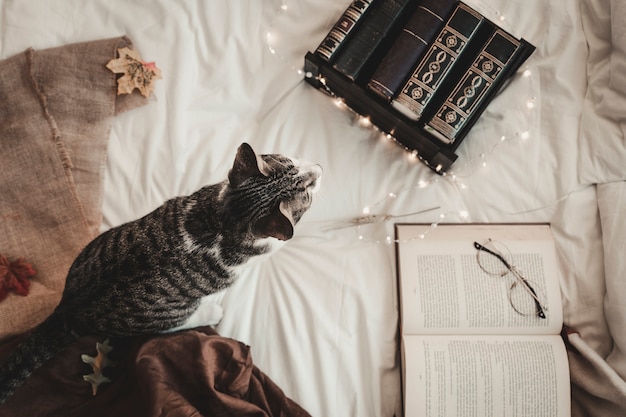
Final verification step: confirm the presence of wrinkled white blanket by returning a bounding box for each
[0,0,625,415]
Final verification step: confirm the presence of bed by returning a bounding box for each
[0,0,625,415]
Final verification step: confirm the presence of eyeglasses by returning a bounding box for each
[474,239,547,319]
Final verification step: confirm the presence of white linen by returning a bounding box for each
[1,0,624,415]
[579,0,626,183]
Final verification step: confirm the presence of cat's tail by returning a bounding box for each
[0,312,76,404]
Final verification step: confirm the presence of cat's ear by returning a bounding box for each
[254,201,294,241]
[228,143,270,187]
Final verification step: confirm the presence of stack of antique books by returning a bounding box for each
[304,0,534,172]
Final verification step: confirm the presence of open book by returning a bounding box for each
[394,223,570,417]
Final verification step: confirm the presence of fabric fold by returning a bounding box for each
[0,327,312,417]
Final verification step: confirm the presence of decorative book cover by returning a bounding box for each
[366,0,458,102]
[391,3,485,120]
[425,29,523,143]
[332,0,412,82]
[314,0,374,63]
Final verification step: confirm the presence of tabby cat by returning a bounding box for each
[0,142,322,403]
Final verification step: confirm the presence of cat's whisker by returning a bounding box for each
[309,185,329,205]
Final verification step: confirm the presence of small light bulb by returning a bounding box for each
[520,131,530,140]
[523,69,532,77]
[362,206,370,215]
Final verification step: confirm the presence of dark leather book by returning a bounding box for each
[315,0,375,63]
[425,29,525,143]
[392,3,485,120]
[366,0,458,102]
[332,0,412,82]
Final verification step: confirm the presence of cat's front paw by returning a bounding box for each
[169,298,224,332]
[197,301,224,326]
[185,299,223,328]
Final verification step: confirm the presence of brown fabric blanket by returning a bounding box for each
[0,36,147,338]
[0,327,312,417]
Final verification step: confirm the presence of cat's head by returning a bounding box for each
[227,143,321,241]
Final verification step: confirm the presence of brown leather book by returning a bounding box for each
[426,29,524,143]
[392,3,485,120]
[315,0,375,63]
[332,0,412,82]
[366,0,458,102]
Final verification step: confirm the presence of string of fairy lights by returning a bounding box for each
[262,0,574,245]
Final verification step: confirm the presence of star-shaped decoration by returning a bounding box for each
[81,339,116,396]
[106,47,162,98]
[0,255,36,302]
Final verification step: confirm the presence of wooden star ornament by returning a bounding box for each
[81,339,116,396]
[106,47,162,98]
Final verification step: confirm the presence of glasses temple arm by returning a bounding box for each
[511,270,547,319]
[473,241,512,269]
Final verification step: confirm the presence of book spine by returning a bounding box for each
[315,0,375,63]
[332,0,412,82]
[391,3,484,120]
[366,0,458,102]
[425,29,522,143]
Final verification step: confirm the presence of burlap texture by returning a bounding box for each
[0,36,149,339]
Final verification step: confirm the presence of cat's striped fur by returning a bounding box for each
[0,143,321,403]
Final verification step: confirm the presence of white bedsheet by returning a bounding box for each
[1,0,625,415]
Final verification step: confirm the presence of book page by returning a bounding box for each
[403,334,570,417]
[396,224,563,335]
